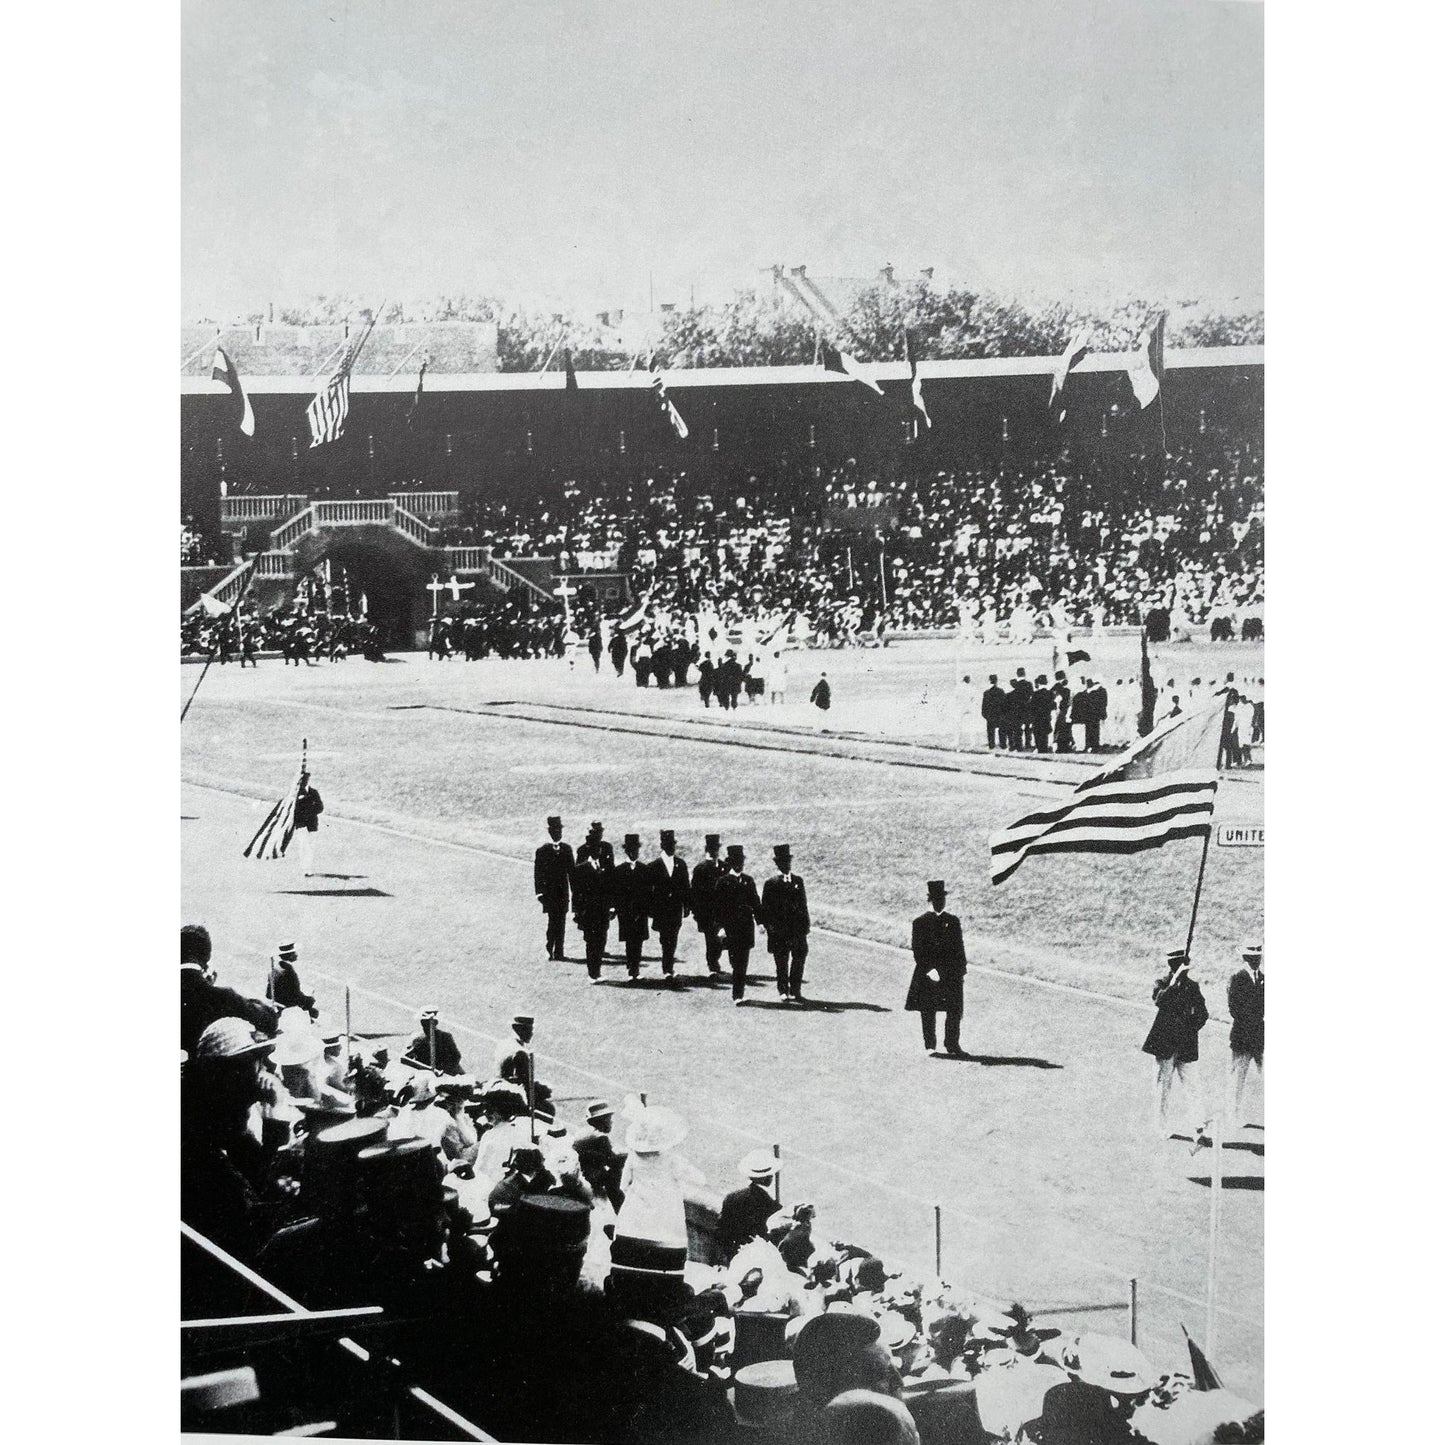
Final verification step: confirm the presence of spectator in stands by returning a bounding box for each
[718,1150,780,1259]
[265,939,316,1016]
[791,1310,905,1434]
[181,924,278,1053]
[407,1006,464,1074]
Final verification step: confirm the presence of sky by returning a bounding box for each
[181,0,1263,322]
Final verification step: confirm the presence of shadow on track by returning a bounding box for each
[932,1051,1063,1069]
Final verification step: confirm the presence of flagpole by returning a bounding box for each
[1205,1045,1227,1357]
[384,335,428,380]
[1183,700,1232,954]
[181,557,258,724]
[181,328,224,371]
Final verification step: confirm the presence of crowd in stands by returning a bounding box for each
[181,516,212,567]
[180,922,1262,1443]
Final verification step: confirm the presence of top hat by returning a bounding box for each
[705,833,721,848]
[623,833,641,849]
[726,844,746,863]
[772,843,792,861]
[512,1014,534,1030]
[546,814,562,829]
[926,879,947,900]
[588,820,604,833]
[659,829,676,845]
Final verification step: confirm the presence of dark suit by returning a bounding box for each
[265,958,315,1014]
[647,855,691,975]
[690,855,726,973]
[981,684,1007,749]
[572,1128,625,1210]
[760,872,811,998]
[181,966,279,1054]
[571,860,612,979]
[906,909,967,1052]
[611,859,652,977]
[406,1027,464,1075]
[1142,972,1209,1063]
[717,1181,777,1260]
[1029,686,1055,752]
[1052,682,1074,751]
[534,840,575,959]
[1227,966,1264,1064]
[1085,684,1108,751]
[716,869,763,1000]
[294,787,324,832]
[1005,681,1031,750]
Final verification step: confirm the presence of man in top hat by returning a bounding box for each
[408,1007,464,1075]
[718,1149,780,1259]
[1227,944,1265,1126]
[760,843,811,1002]
[533,815,574,960]
[689,833,727,977]
[906,881,968,1056]
[612,833,652,980]
[575,819,615,873]
[265,939,317,1017]
[647,829,691,979]
[1141,950,1210,1138]
[1051,671,1074,752]
[572,1100,625,1209]
[293,769,324,877]
[571,843,614,982]
[488,1144,557,1217]
[716,844,764,1005]
[981,674,1006,750]
[1029,675,1055,753]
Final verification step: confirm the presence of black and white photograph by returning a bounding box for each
[170,2,1277,1439]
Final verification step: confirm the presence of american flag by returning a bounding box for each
[649,363,689,439]
[306,364,351,447]
[989,694,1227,886]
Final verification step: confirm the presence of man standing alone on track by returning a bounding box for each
[1142,949,1209,1138]
[293,770,324,878]
[717,844,764,1006]
[761,844,811,1003]
[906,880,967,1056]
[534,815,574,960]
[647,829,690,981]
[690,834,726,979]
[1228,944,1265,1125]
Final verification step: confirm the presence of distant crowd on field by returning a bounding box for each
[182,600,388,665]
[425,589,566,660]
[435,426,1262,647]
[181,922,1263,1444]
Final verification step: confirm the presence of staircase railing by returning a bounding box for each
[270,505,317,550]
[314,499,394,526]
[220,493,309,526]
[387,489,458,519]
[205,557,257,607]
[391,504,439,548]
[255,551,294,578]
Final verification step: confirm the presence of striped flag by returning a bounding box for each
[1127,314,1167,409]
[649,362,689,439]
[821,342,885,396]
[306,363,351,447]
[211,347,255,437]
[405,359,427,429]
[1049,329,1091,418]
[989,694,1227,885]
[903,329,931,427]
[243,766,305,861]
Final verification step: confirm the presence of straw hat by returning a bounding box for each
[1059,1333,1158,1395]
[624,1105,688,1155]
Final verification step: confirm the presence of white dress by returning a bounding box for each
[614,1149,705,1248]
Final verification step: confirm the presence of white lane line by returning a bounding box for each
[183,776,1145,1013]
[191,785,1261,1328]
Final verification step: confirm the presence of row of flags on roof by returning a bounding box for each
[203,311,1166,448]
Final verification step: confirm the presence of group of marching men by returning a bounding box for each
[534,818,812,1004]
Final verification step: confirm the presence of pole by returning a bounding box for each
[934,1204,942,1278]
[1129,1277,1139,1345]
[772,1143,781,1206]
[878,537,888,611]
[1184,700,1232,954]
[344,984,352,1071]
[1205,1052,1226,1356]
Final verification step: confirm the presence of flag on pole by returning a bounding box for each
[821,342,885,395]
[244,765,305,861]
[307,362,352,447]
[988,693,1226,885]
[1049,329,1091,418]
[1181,1326,1225,1392]
[616,598,651,633]
[903,329,931,427]
[649,363,689,438]
[1127,314,1167,409]
[211,348,255,437]
[405,359,427,429]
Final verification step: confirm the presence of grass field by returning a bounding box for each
[181,634,1265,1399]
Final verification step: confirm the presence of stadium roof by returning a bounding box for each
[180,345,1262,396]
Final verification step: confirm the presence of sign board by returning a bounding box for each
[1215,825,1264,848]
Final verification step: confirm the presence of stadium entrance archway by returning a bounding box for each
[311,530,432,649]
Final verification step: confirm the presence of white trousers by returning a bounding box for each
[1153,1055,1199,1136]
[1229,1049,1263,1126]
[295,828,316,877]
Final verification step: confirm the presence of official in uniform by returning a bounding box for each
[717,1150,779,1260]
[906,880,967,1056]
[572,851,613,983]
[407,1007,464,1075]
[716,844,764,1005]
[613,834,652,981]
[1227,944,1264,1125]
[493,1014,537,1099]
[533,816,575,960]
[760,844,811,1002]
[266,940,316,1017]
[1141,949,1210,1138]
[690,834,726,977]
[293,770,324,877]
[647,829,691,979]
